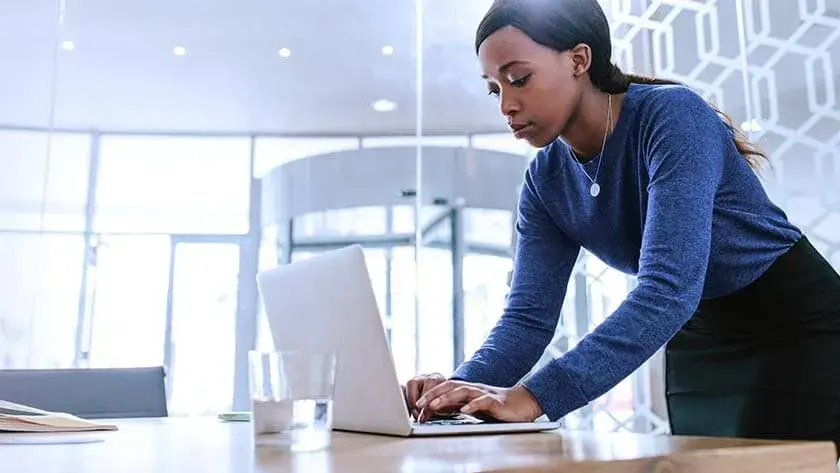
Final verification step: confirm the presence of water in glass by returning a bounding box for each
[252,398,333,451]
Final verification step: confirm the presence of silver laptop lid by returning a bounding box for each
[256,245,412,436]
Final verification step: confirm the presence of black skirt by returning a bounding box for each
[665,235,840,456]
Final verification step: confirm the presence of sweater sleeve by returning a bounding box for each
[522,87,727,420]
[451,162,581,387]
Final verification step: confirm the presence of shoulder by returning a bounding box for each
[631,82,708,109]
[630,83,726,131]
[626,83,732,156]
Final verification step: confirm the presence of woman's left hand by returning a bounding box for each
[415,380,543,423]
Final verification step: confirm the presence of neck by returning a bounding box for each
[562,88,618,163]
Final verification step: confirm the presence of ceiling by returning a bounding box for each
[0,0,831,135]
[0,0,502,135]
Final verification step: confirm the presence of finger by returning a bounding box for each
[407,375,445,419]
[417,380,461,409]
[417,402,461,423]
[417,386,483,423]
[415,378,445,421]
[428,386,483,412]
[419,377,446,407]
[422,376,444,394]
[418,406,432,423]
[405,379,423,418]
[460,394,500,417]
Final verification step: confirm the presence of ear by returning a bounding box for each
[569,43,592,77]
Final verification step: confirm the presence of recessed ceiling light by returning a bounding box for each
[173,46,187,56]
[381,45,394,56]
[372,99,397,112]
[61,40,75,51]
[278,47,292,58]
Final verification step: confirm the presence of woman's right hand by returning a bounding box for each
[403,373,447,420]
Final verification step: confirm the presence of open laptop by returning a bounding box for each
[256,244,559,437]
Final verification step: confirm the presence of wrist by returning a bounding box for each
[511,384,543,420]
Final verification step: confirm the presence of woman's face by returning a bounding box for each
[478,26,587,148]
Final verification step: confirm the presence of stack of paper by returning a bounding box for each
[0,400,117,433]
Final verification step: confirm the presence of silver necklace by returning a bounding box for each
[576,94,612,197]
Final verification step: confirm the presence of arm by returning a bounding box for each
[522,87,727,420]
[452,163,581,388]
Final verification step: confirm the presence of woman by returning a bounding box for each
[405,0,840,451]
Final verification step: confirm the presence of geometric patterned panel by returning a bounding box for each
[552,0,840,435]
[741,0,840,268]
[610,0,840,268]
[609,0,750,115]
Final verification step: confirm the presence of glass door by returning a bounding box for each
[166,238,240,416]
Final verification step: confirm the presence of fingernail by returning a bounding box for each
[460,406,470,413]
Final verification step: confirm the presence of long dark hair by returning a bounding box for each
[475,0,768,171]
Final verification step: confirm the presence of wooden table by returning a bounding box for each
[1,417,836,472]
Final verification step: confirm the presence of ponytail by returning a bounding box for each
[597,64,769,172]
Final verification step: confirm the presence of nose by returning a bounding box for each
[499,91,521,121]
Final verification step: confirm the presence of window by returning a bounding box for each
[294,207,387,238]
[253,137,359,178]
[87,235,171,368]
[0,233,84,369]
[0,131,90,231]
[168,242,239,416]
[391,205,451,234]
[471,133,536,158]
[256,225,280,353]
[465,209,513,248]
[462,254,512,360]
[95,136,251,234]
[391,247,453,379]
[361,135,469,148]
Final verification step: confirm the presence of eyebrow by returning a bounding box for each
[481,60,529,79]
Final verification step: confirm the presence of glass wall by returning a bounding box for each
[0,0,425,416]
[0,131,90,370]
[2,0,838,432]
[256,136,533,381]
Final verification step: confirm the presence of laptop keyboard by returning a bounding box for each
[418,417,479,426]
[412,414,485,426]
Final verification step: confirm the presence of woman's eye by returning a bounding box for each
[510,74,531,87]
[487,89,500,97]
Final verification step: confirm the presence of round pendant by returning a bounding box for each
[590,183,601,197]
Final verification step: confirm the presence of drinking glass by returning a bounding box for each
[249,350,337,451]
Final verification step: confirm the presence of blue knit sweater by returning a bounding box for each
[451,83,802,421]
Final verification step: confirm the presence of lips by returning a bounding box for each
[509,122,536,139]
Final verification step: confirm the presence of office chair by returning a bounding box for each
[0,366,168,419]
